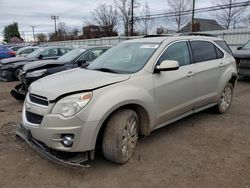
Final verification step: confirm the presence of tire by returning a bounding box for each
[214,83,234,114]
[14,67,22,80]
[102,109,139,164]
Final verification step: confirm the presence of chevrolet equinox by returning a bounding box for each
[17,36,238,166]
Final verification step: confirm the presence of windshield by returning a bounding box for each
[27,48,44,58]
[242,41,250,49]
[58,48,85,62]
[87,43,159,74]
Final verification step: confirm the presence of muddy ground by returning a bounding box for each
[0,80,250,188]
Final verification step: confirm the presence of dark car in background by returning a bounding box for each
[16,46,40,57]
[0,46,73,81]
[234,40,250,77]
[0,45,16,59]
[11,46,110,100]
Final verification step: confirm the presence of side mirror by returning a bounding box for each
[38,54,43,59]
[77,59,87,67]
[237,46,243,50]
[155,60,179,73]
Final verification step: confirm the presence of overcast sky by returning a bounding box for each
[0,0,247,41]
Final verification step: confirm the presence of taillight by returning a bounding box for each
[8,51,16,56]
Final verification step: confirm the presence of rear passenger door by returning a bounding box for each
[190,40,225,109]
[153,41,196,125]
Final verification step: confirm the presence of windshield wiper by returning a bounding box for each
[91,68,118,74]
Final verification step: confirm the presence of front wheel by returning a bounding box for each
[102,109,139,164]
[215,83,234,114]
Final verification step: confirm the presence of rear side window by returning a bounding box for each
[190,41,217,63]
[215,46,224,59]
[158,42,190,66]
[215,41,233,56]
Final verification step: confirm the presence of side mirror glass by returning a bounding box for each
[155,60,179,73]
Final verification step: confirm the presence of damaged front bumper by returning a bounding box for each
[0,70,14,81]
[10,83,27,101]
[16,123,91,167]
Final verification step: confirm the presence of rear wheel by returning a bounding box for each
[102,109,139,164]
[215,83,233,114]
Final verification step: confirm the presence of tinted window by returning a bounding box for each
[215,41,233,56]
[22,48,34,54]
[41,49,58,57]
[79,49,107,62]
[158,42,190,66]
[60,48,71,55]
[215,46,224,59]
[191,41,217,63]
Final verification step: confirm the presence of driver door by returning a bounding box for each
[153,41,196,126]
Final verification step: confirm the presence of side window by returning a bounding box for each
[158,42,190,66]
[214,41,233,56]
[190,41,217,63]
[41,49,57,57]
[215,46,224,59]
[22,48,33,54]
[79,49,106,62]
[60,48,71,55]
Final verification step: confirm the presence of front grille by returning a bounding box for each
[26,111,43,124]
[29,93,49,106]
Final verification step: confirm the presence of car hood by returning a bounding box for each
[29,68,130,101]
[0,56,36,64]
[23,59,65,72]
[233,49,250,59]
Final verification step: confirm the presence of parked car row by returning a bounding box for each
[11,46,110,100]
[0,46,73,81]
[7,35,237,167]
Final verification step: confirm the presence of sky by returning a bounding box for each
[0,0,247,42]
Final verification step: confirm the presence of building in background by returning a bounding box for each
[179,18,224,32]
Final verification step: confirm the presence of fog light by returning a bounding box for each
[61,134,74,147]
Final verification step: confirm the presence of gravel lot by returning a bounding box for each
[0,80,250,188]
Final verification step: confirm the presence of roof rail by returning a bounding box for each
[179,32,217,37]
[143,34,174,38]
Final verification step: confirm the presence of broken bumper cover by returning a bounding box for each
[10,83,27,101]
[16,123,90,167]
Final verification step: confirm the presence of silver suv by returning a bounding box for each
[17,36,237,166]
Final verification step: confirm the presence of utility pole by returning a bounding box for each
[191,0,196,32]
[51,15,59,40]
[30,26,36,42]
[131,0,134,36]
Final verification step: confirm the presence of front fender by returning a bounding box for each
[76,75,155,149]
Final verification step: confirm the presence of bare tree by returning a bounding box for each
[93,4,118,37]
[166,0,192,31]
[214,0,246,29]
[139,2,153,35]
[36,33,47,42]
[116,0,140,36]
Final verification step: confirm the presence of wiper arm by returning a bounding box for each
[91,68,118,73]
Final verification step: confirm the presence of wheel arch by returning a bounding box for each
[95,103,151,151]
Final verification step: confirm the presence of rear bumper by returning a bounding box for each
[238,67,250,76]
[0,70,14,81]
[16,123,90,167]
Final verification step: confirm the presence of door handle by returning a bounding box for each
[187,71,194,77]
[219,63,225,68]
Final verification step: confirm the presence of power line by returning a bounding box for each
[136,0,250,20]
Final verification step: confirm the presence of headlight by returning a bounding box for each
[26,69,47,77]
[51,92,92,117]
